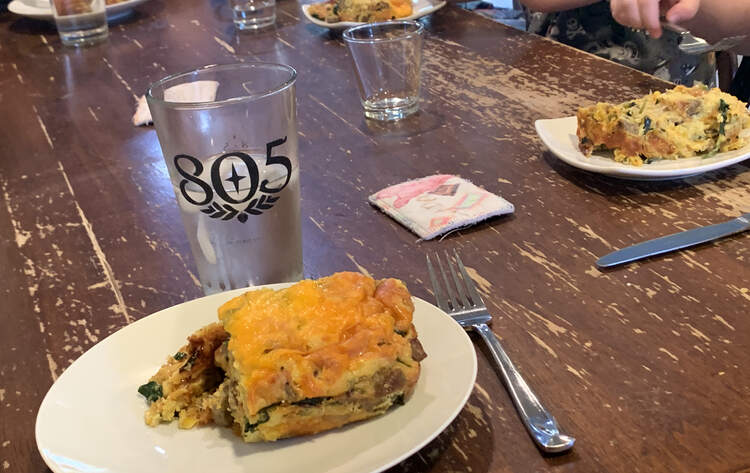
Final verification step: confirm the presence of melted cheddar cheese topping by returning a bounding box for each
[218,272,415,415]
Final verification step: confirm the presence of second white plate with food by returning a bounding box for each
[36,284,477,473]
[8,0,149,21]
[301,0,446,30]
[536,116,750,180]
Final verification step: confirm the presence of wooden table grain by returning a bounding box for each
[1,0,749,471]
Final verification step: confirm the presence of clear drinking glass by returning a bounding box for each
[230,0,276,30]
[343,20,424,121]
[147,63,302,295]
[49,0,108,46]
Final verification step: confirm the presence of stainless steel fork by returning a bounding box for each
[661,21,746,55]
[426,250,575,453]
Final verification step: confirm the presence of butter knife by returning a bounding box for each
[597,213,750,268]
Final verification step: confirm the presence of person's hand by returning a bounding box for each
[610,0,700,38]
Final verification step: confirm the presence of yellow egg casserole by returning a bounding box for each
[139,272,426,442]
[576,85,750,166]
[307,0,412,23]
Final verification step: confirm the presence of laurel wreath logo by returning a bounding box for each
[201,194,280,223]
[177,138,290,224]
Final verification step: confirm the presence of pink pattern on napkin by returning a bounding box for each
[369,175,514,240]
[373,174,452,209]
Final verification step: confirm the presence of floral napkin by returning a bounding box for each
[369,175,514,240]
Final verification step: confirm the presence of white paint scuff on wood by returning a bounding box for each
[57,161,133,324]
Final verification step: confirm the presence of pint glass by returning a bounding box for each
[147,63,302,295]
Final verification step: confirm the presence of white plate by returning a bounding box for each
[35,284,477,473]
[535,116,750,180]
[301,0,446,30]
[8,0,149,21]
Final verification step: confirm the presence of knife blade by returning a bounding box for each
[596,213,750,268]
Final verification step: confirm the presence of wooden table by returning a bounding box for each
[1,0,749,471]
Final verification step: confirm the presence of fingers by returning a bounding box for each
[666,0,700,24]
[611,0,662,38]
[610,0,701,37]
[611,0,642,29]
[638,0,662,38]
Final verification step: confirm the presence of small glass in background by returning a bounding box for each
[343,20,425,121]
[50,0,108,46]
[230,0,276,30]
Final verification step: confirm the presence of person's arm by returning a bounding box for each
[679,0,750,53]
[517,0,599,13]
[610,0,750,54]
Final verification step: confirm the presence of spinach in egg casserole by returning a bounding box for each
[576,85,750,166]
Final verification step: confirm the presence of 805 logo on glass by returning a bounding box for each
[174,138,292,223]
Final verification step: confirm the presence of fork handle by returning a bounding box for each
[474,323,575,453]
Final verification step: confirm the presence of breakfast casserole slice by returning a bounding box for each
[138,272,426,442]
[576,84,750,166]
[209,271,426,442]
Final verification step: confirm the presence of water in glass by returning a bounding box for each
[51,0,108,46]
[175,150,302,294]
[232,0,276,30]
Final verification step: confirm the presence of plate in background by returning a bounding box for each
[301,0,446,30]
[536,116,750,180]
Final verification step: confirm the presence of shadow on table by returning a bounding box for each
[470,334,581,464]
[391,380,578,472]
[387,391,494,472]
[109,5,165,25]
[6,15,56,35]
[423,213,515,242]
[363,108,446,139]
[542,150,750,199]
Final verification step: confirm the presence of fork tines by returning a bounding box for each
[426,250,485,314]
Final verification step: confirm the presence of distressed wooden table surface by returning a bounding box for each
[1,0,749,471]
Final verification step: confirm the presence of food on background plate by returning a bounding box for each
[60,0,127,8]
[138,272,427,442]
[52,0,125,14]
[307,0,412,23]
[576,84,750,166]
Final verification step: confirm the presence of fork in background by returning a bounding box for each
[426,250,575,453]
[661,21,746,55]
